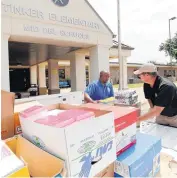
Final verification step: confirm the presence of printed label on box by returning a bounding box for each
[68,126,114,161]
[16,126,22,134]
[116,123,136,154]
[67,125,116,177]
[72,139,114,177]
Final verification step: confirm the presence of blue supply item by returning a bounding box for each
[114,133,161,177]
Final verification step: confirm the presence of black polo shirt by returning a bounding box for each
[144,75,177,117]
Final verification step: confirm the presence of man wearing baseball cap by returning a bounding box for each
[134,63,177,127]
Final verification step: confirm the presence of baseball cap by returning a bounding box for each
[133,63,157,75]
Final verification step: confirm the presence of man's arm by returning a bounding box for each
[84,92,96,103]
[148,99,153,108]
[138,105,164,122]
[109,84,114,97]
[84,83,97,103]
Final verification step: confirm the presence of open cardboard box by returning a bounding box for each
[19,103,116,177]
[0,139,30,178]
[5,135,66,177]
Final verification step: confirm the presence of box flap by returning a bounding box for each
[5,137,17,154]
[105,106,139,118]
[46,103,80,111]
[15,136,65,177]
[81,103,111,110]
[1,90,15,139]
[81,103,139,118]
[79,107,111,117]
[14,101,41,113]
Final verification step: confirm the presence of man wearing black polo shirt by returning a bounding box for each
[134,63,177,127]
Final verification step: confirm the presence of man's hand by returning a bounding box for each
[91,100,99,104]
[138,105,164,123]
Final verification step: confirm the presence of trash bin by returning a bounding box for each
[129,78,134,84]
[15,92,22,99]
[28,84,39,96]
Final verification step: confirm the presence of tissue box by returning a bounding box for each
[20,104,116,177]
[114,133,161,177]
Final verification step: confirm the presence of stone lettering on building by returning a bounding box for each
[23,24,89,40]
[2,3,100,30]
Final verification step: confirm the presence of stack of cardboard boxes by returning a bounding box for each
[1,90,162,177]
[80,103,162,177]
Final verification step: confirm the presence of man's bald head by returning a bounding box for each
[99,70,110,84]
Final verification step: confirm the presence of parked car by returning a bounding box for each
[59,81,70,88]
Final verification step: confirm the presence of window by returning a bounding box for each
[164,70,167,77]
[164,70,175,77]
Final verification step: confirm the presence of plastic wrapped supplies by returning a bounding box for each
[115,90,138,105]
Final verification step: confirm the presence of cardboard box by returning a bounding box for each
[14,101,41,135]
[18,91,84,106]
[5,135,66,177]
[81,103,111,110]
[1,90,41,139]
[1,90,15,140]
[140,121,177,151]
[94,163,114,177]
[0,140,30,177]
[19,105,116,177]
[81,104,138,155]
[114,133,162,177]
[114,101,141,117]
[106,106,138,155]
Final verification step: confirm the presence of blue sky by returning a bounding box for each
[88,0,177,64]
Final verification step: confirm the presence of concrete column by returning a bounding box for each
[48,59,60,94]
[89,45,110,82]
[38,63,47,95]
[70,52,86,91]
[30,65,37,85]
[1,34,10,91]
[122,57,128,89]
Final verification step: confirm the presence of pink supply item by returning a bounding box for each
[35,109,95,128]
[20,105,47,120]
[35,115,75,127]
